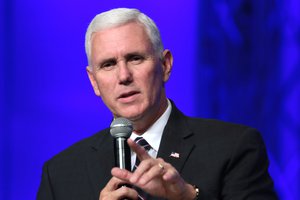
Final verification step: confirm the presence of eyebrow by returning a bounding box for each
[124,52,148,60]
[98,57,117,66]
[97,51,149,66]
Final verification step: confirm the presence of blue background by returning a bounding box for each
[0,0,299,199]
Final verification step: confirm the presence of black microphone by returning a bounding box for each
[110,117,132,171]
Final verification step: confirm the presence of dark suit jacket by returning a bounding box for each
[37,104,278,200]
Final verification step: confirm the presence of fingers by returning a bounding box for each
[111,167,132,181]
[101,186,139,200]
[104,176,125,191]
[162,166,179,182]
[113,186,139,200]
[127,139,187,198]
[128,139,151,161]
[135,161,166,185]
[130,158,167,185]
[109,155,187,200]
[100,176,139,200]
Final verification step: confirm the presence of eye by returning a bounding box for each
[128,55,145,65]
[99,60,117,71]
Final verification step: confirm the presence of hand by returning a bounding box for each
[99,176,139,200]
[111,139,196,200]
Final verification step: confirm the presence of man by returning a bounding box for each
[37,8,278,200]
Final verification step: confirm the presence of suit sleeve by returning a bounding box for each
[221,128,278,200]
[36,162,55,200]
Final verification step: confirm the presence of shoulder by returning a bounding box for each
[187,117,257,135]
[186,116,263,144]
[45,128,111,166]
[169,102,263,145]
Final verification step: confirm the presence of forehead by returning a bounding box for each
[90,22,153,61]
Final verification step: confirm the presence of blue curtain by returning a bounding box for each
[0,0,299,199]
[197,0,300,199]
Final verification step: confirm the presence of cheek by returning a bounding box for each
[142,68,164,95]
[152,66,164,86]
[95,74,115,95]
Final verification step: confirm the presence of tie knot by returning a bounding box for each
[134,137,151,151]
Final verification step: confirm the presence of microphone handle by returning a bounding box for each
[114,137,133,200]
[114,137,131,171]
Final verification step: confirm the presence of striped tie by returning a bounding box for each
[133,137,151,171]
[133,137,151,200]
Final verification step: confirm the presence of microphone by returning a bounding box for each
[110,118,143,200]
[110,117,133,171]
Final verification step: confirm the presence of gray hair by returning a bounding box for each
[85,8,164,65]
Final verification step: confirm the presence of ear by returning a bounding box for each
[86,66,101,97]
[161,49,173,82]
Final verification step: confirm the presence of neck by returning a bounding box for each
[133,98,168,135]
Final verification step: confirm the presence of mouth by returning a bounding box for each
[118,91,140,100]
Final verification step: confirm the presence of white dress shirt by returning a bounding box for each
[130,99,172,170]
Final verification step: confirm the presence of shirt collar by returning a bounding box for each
[130,99,172,152]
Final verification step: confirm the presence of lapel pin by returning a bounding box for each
[170,152,180,158]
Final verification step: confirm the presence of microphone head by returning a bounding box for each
[110,117,133,138]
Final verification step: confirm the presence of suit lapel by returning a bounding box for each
[85,129,115,199]
[157,104,195,173]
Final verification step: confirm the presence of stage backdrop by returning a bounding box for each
[0,0,299,199]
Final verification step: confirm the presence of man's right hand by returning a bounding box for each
[99,177,139,200]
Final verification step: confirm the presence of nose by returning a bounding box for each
[117,61,133,85]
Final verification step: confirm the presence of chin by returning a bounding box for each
[119,110,145,122]
[114,102,151,121]
[117,104,144,117]
[122,113,142,121]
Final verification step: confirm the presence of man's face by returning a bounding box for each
[87,22,172,123]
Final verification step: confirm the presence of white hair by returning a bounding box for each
[85,8,164,65]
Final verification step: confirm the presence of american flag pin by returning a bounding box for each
[170,152,180,158]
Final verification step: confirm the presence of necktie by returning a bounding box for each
[133,137,152,200]
[133,137,152,171]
